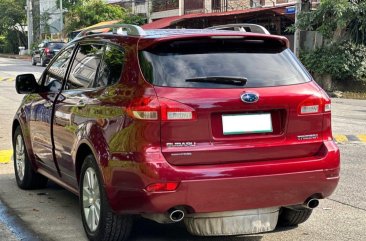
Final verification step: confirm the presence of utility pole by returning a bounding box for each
[60,0,63,40]
[26,0,33,53]
[293,0,301,57]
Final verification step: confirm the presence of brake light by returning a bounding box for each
[298,94,331,115]
[145,182,180,192]
[159,98,196,121]
[127,96,196,121]
[127,97,159,120]
[44,48,50,54]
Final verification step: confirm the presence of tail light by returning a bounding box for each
[298,93,331,115]
[127,96,196,121]
[44,48,50,55]
[145,182,180,192]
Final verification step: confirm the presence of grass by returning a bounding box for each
[341,91,366,100]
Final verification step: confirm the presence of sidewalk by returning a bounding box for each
[0,54,31,61]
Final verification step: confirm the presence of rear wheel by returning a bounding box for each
[13,126,48,189]
[278,207,313,226]
[31,56,36,66]
[40,57,46,67]
[80,155,133,241]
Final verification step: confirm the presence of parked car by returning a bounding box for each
[31,41,65,67]
[13,24,340,241]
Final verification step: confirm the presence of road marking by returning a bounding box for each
[334,134,348,143]
[357,134,366,143]
[334,134,366,144]
[0,150,12,163]
[0,77,15,82]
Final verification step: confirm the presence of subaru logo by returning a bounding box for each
[241,92,259,103]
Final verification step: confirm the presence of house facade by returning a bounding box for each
[110,0,320,22]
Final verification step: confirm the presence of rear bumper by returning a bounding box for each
[104,140,340,214]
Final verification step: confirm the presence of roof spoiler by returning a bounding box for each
[75,24,146,39]
[206,24,270,35]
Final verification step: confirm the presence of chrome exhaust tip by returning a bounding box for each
[169,209,185,222]
[305,198,320,209]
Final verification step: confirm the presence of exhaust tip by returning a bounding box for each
[306,198,319,209]
[169,209,185,222]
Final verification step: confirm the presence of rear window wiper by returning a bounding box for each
[185,76,247,86]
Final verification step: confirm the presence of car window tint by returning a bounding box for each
[49,42,65,49]
[66,44,103,90]
[43,46,74,92]
[95,44,125,87]
[139,39,311,88]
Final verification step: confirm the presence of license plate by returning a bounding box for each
[222,113,273,135]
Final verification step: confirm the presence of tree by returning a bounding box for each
[0,0,27,53]
[296,0,366,44]
[64,0,126,33]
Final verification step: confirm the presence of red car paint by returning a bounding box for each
[13,29,339,217]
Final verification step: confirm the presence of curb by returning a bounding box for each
[333,134,366,144]
[0,54,31,60]
[0,150,12,163]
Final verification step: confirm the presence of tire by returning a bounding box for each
[40,57,46,67]
[31,56,36,66]
[278,207,313,227]
[80,155,133,241]
[13,126,48,189]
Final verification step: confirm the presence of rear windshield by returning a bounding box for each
[48,42,65,49]
[139,38,311,88]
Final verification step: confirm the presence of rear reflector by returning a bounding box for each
[167,112,193,120]
[301,105,319,114]
[324,103,331,112]
[146,182,180,192]
[132,111,158,120]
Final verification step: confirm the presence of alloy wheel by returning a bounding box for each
[82,167,101,232]
[15,134,25,181]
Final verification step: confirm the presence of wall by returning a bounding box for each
[227,0,251,10]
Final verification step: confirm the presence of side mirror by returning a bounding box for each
[15,74,39,94]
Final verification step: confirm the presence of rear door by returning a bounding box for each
[29,45,74,173]
[53,43,126,186]
[139,37,328,166]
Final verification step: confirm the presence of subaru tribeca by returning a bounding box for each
[13,24,340,241]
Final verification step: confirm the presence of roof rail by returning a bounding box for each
[206,24,270,35]
[76,24,146,38]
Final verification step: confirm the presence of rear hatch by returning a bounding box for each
[138,36,331,166]
[48,42,65,55]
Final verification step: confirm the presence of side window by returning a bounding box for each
[95,44,125,88]
[43,46,74,92]
[66,44,104,90]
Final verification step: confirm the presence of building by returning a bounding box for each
[109,0,320,26]
[39,0,62,36]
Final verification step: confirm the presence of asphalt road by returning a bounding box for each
[0,57,365,241]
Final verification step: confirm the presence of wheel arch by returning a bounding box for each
[12,119,20,139]
[74,141,107,185]
[12,118,38,171]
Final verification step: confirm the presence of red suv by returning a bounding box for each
[13,24,340,241]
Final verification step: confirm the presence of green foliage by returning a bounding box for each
[300,41,366,81]
[0,0,27,53]
[121,13,147,26]
[296,0,366,44]
[64,0,126,33]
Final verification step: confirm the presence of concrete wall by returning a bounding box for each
[150,9,180,20]
[227,0,251,10]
